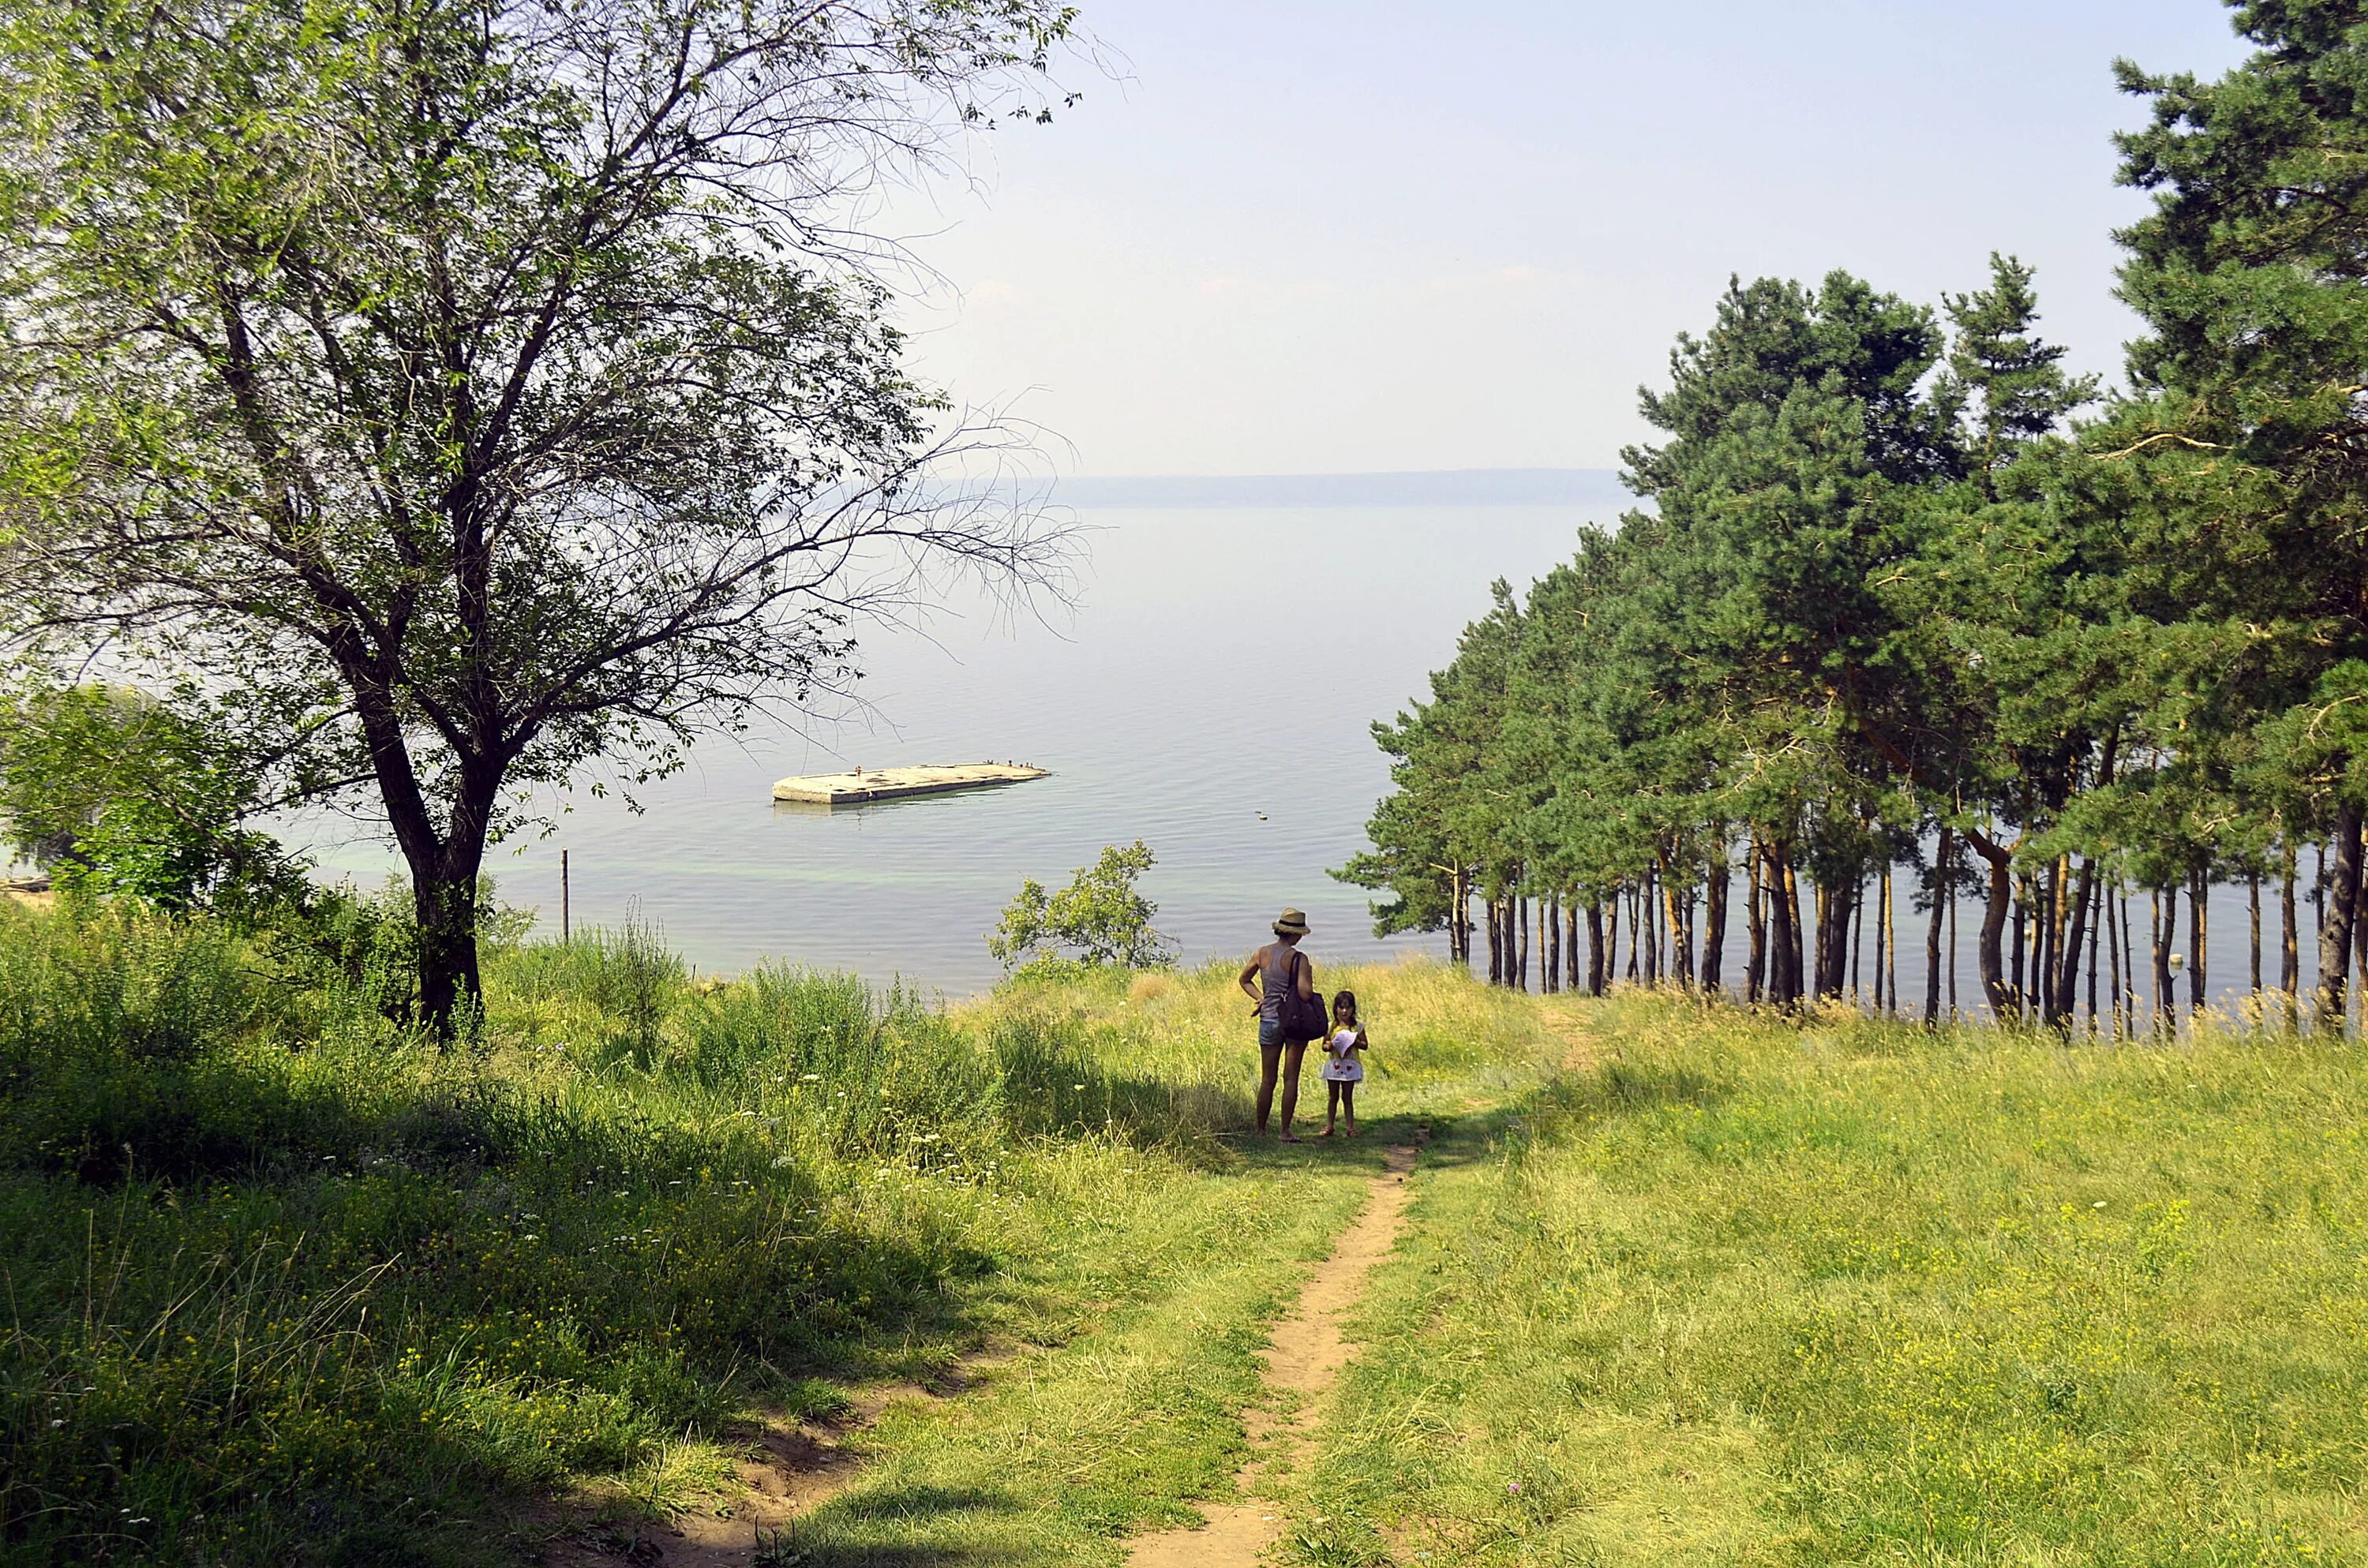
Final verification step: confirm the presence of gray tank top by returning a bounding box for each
[1259,944,1302,1024]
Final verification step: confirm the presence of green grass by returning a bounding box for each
[21,898,2362,1568]
[1288,994,2368,1567]
[0,900,1559,1566]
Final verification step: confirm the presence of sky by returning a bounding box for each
[881,0,2254,478]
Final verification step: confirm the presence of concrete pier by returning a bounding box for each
[770,762,1048,806]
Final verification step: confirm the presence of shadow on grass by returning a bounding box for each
[762,1486,1032,1566]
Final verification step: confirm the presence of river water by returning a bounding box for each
[304,503,1614,997]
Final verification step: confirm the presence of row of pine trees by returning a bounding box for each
[1343,5,2368,1036]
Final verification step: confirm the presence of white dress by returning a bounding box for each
[1321,1027,1364,1083]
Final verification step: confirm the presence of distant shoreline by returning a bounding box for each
[1048,468,1632,510]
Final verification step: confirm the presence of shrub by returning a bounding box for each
[987,840,1176,971]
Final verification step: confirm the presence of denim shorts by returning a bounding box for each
[1257,1016,1284,1050]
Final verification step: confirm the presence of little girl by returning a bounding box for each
[1317,990,1368,1138]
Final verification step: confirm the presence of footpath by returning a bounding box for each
[1125,1136,1426,1566]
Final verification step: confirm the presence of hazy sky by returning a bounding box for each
[883,0,2254,478]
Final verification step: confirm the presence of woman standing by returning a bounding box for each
[1237,907,1319,1141]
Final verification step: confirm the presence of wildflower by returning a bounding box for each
[1508,1481,1522,1494]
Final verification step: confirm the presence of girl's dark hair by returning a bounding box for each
[1332,990,1358,1019]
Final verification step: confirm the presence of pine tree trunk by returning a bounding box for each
[2282,840,2300,1030]
[2318,806,2363,1032]
[1766,841,1799,1009]
[1975,844,2014,1022]
[2250,870,2261,1002]
[1924,825,1951,1026]
[1702,846,1729,994]
[1587,900,1605,995]
[1881,865,1896,1014]
[2189,870,2208,1021]
[2107,878,2124,1038]
[1607,886,1623,986]
[2085,874,2100,1035]
[2153,885,2176,1038]
[1660,852,1692,990]
[1746,839,1767,1005]
[2120,886,2139,1038]
[1516,891,1531,992]
[1546,893,1561,993]
[1849,877,1864,1002]
[2010,876,2029,1023]
[1566,899,1580,995]
[1487,897,1503,986]
[1648,866,1667,990]
[2051,858,2096,1027]
[1626,885,1641,983]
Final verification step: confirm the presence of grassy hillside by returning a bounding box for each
[0,901,1561,1566]
[8,898,2366,1566]
[1291,998,2368,1567]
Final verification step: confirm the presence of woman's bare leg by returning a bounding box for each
[1277,1043,1306,1141]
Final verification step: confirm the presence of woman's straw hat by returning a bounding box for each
[1272,908,1311,936]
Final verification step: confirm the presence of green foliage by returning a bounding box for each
[0,0,1081,1031]
[988,840,1177,971]
[0,683,298,911]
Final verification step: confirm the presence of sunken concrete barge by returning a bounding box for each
[770,762,1048,806]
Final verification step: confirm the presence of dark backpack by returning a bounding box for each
[1276,949,1328,1044]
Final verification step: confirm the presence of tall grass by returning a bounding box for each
[0,904,1231,1564]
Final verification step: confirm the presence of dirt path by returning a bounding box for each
[1125,1136,1426,1568]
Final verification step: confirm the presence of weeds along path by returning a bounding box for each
[544,1355,1011,1568]
[1125,1136,1426,1568]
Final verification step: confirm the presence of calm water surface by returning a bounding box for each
[305,507,1607,997]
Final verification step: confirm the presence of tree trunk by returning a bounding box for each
[1516,891,1531,992]
[1587,900,1605,996]
[1660,852,1692,990]
[1566,899,1580,996]
[1815,875,1853,1001]
[2052,857,2097,1027]
[1783,853,1808,1005]
[1882,865,1897,1012]
[1702,845,1729,994]
[1849,876,1864,1001]
[2282,840,2300,1030]
[1487,897,1504,986]
[1973,842,2014,1021]
[1546,893,1561,994]
[2153,885,2175,1038]
[2119,885,2138,1038]
[1925,825,1951,1026]
[1746,839,1767,1005]
[2318,806,2363,1032]
[1607,886,1623,986]
[2085,873,2100,1035]
[2108,878,2123,1039]
[2190,870,2208,1021]
[1626,885,1641,983]
[2010,876,2029,1022]
[1766,840,1799,1009]
[2247,869,2261,1005]
[1643,868,1659,985]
